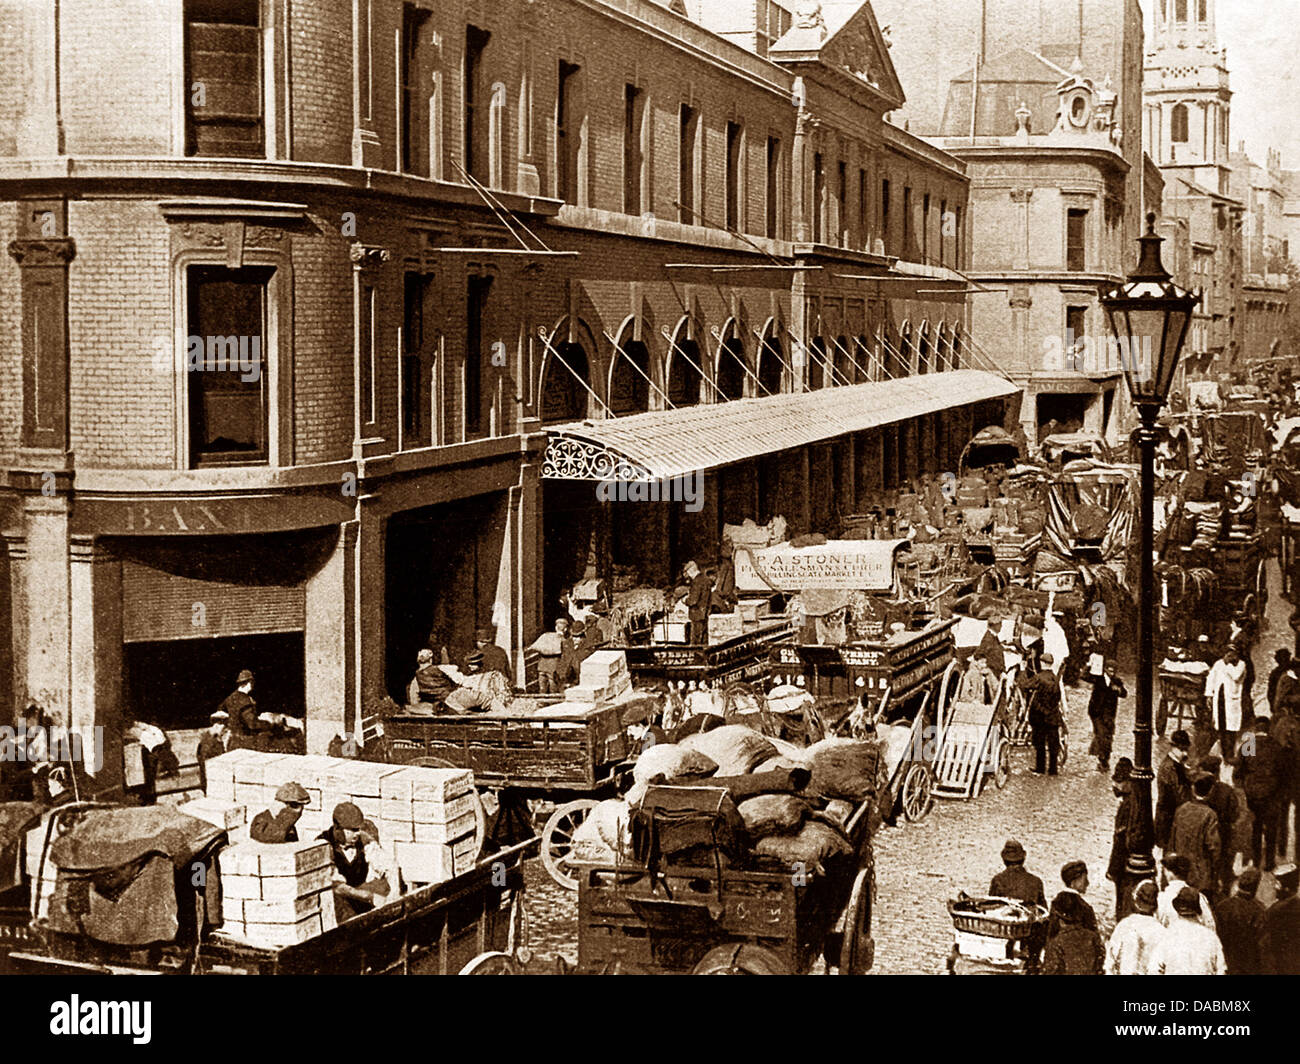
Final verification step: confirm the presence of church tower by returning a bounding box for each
[1143,0,1232,192]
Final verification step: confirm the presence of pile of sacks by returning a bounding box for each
[571,718,887,875]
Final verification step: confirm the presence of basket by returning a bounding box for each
[947,896,1046,940]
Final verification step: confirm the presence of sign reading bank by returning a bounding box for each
[734,539,910,592]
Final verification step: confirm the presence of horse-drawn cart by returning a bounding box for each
[769,619,959,823]
[381,692,661,890]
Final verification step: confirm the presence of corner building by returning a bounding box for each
[0,0,1014,785]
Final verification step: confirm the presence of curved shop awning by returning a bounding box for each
[542,369,1019,480]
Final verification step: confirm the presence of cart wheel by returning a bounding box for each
[691,943,789,975]
[459,951,521,975]
[412,757,488,865]
[540,798,599,890]
[838,867,875,975]
[900,763,933,822]
[993,744,1010,790]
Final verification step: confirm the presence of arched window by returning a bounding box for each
[1174,0,1188,22]
[1171,103,1189,143]
[833,335,852,385]
[936,323,950,371]
[854,336,870,383]
[666,326,702,407]
[540,339,590,424]
[808,337,828,390]
[758,327,784,394]
[897,321,913,378]
[918,323,932,375]
[716,323,748,401]
[609,331,651,414]
[951,325,963,370]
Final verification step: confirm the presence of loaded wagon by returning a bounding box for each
[769,618,959,823]
[7,800,536,976]
[379,690,661,890]
[572,794,876,975]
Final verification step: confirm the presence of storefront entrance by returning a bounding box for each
[124,632,305,730]
[385,493,508,701]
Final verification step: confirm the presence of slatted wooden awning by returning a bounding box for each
[542,369,1018,480]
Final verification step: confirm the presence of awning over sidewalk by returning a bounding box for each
[542,369,1018,480]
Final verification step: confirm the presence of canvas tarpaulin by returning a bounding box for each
[46,805,225,946]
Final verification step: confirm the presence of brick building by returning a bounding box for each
[0,0,1013,786]
[872,0,1149,448]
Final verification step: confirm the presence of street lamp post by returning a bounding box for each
[1101,212,1199,916]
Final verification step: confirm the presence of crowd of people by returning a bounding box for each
[987,840,1299,974]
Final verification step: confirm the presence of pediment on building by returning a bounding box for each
[772,2,905,108]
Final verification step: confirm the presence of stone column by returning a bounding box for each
[305,522,355,754]
[69,536,123,790]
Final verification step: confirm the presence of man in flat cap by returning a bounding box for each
[1028,652,1064,776]
[1041,892,1104,975]
[1213,868,1266,975]
[221,668,274,751]
[1085,657,1126,773]
[1261,863,1300,975]
[1107,758,1149,920]
[990,839,1047,969]
[195,709,230,792]
[1048,860,1097,943]
[1169,772,1223,897]
[249,781,310,843]
[1104,880,1164,975]
[990,839,1046,907]
[1199,754,1240,889]
[467,626,511,679]
[319,801,393,922]
[1149,887,1226,974]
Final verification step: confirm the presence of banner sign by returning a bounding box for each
[735,539,909,592]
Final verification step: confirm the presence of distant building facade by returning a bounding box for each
[872,0,1148,448]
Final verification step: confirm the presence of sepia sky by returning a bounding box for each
[1145,0,1300,168]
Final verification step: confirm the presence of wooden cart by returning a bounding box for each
[382,694,660,890]
[621,620,793,687]
[571,795,877,975]
[768,619,959,823]
[932,682,1011,800]
[8,803,538,976]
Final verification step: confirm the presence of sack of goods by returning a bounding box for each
[218,839,336,947]
[623,716,881,877]
[203,750,479,889]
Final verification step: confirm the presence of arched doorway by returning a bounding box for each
[540,340,591,424]
[758,323,784,395]
[808,336,828,390]
[896,321,913,378]
[833,335,852,385]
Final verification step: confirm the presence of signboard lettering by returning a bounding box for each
[735,539,908,592]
